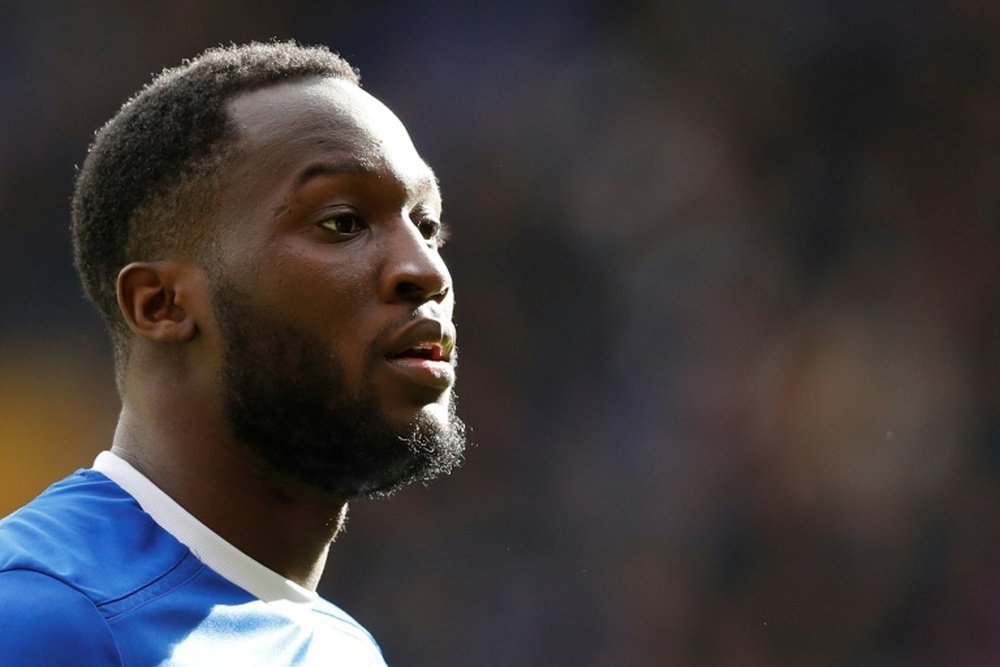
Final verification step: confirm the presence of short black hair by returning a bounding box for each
[71,41,360,372]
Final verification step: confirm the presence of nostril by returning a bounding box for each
[430,285,449,302]
[382,242,451,304]
[394,281,423,299]
[394,281,449,303]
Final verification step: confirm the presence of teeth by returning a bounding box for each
[398,343,443,360]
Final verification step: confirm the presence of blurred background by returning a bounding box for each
[2,1,999,664]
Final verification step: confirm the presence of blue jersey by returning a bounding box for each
[0,469,387,666]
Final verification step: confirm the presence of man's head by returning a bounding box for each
[71,42,466,499]
[72,42,359,367]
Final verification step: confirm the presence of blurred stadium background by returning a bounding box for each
[2,1,998,664]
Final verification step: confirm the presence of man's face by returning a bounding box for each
[206,77,465,498]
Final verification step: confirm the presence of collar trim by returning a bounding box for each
[93,450,317,606]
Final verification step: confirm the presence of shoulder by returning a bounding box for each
[0,569,123,665]
[0,469,191,602]
[310,597,387,663]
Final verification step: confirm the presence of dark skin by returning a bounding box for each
[111,77,454,590]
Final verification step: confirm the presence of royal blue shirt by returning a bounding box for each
[0,468,387,665]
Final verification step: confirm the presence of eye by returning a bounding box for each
[416,218,449,245]
[319,213,366,236]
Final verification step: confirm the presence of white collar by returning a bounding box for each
[93,451,318,607]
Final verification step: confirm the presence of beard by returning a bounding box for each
[211,278,466,500]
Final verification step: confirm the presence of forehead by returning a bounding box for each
[225,77,439,205]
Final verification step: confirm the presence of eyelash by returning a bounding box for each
[318,213,450,246]
[417,218,450,246]
[319,214,366,236]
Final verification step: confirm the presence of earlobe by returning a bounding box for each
[117,262,199,343]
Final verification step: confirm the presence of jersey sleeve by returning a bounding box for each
[0,569,123,666]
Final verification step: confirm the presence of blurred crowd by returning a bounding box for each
[2,1,998,665]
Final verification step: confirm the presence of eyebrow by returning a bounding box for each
[292,159,441,203]
[294,159,376,188]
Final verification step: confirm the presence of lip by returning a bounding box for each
[382,318,456,391]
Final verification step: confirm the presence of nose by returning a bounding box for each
[379,219,452,306]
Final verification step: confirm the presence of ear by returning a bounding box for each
[117,261,201,343]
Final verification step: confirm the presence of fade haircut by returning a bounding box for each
[71,41,360,376]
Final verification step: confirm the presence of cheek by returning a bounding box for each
[232,233,384,375]
[274,258,377,364]
[303,272,370,335]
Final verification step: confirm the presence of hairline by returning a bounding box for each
[84,54,361,385]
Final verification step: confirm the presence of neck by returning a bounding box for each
[112,401,347,590]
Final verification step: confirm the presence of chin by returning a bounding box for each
[419,399,452,424]
[381,392,452,428]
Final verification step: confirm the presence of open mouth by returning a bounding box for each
[382,318,456,391]
[385,341,454,391]
[391,343,447,362]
